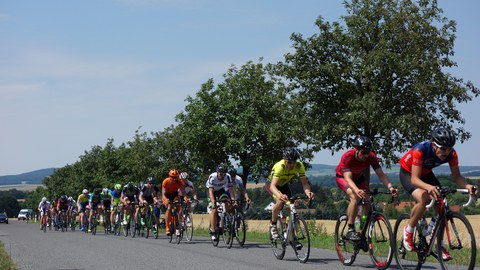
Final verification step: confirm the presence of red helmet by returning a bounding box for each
[169,169,180,178]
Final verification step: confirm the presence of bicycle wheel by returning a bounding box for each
[175,212,183,244]
[145,214,151,239]
[235,213,246,247]
[335,214,357,266]
[122,214,129,237]
[368,213,394,270]
[168,214,174,243]
[91,216,97,235]
[130,214,136,238]
[184,213,193,242]
[393,213,424,270]
[60,215,65,232]
[437,211,476,270]
[226,214,235,249]
[292,215,310,263]
[103,214,109,235]
[271,218,286,260]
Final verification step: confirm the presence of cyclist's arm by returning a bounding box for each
[228,186,236,202]
[270,177,288,201]
[374,167,395,193]
[411,164,440,198]
[343,171,365,198]
[300,176,314,199]
[450,165,474,193]
[208,187,216,206]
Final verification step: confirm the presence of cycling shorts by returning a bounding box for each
[79,202,88,213]
[336,174,370,193]
[264,181,292,199]
[400,167,441,195]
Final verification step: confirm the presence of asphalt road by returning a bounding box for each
[1,220,398,270]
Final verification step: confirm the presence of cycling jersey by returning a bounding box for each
[111,189,122,205]
[101,192,112,207]
[140,183,159,198]
[399,141,458,176]
[205,172,234,191]
[38,201,51,213]
[182,180,195,195]
[162,177,184,194]
[57,199,69,210]
[77,194,89,204]
[268,159,306,187]
[122,186,140,200]
[225,175,244,199]
[89,193,103,204]
[335,149,381,182]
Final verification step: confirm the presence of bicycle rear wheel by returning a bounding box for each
[235,213,246,247]
[368,213,394,269]
[271,219,286,260]
[175,212,183,244]
[184,213,193,242]
[129,215,136,238]
[292,215,310,263]
[393,213,424,270]
[437,211,476,270]
[335,214,357,266]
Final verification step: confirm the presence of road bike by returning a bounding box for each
[143,202,160,239]
[122,202,138,238]
[394,186,477,270]
[68,208,77,231]
[103,207,112,235]
[335,189,395,269]
[112,204,123,236]
[223,199,248,248]
[89,209,99,235]
[166,200,183,244]
[271,195,311,263]
[209,197,232,247]
[58,209,68,232]
[182,199,196,242]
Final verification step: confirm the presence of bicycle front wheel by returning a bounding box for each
[271,218,286,260]
[437,211,476,270]
[292,216,310,263]
[235,214,246,247]
[184,213,193,242]
[335,214,357,266]
[393,213,423,270]
[368,213,394,270]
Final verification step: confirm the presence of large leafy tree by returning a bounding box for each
[175,60,314,183]
[280,0,479,165]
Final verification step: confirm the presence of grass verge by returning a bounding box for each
[0,241,18,270]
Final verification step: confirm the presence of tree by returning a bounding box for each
[280,0,479,165]
[175,60,315,183]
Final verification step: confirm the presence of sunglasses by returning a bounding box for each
[433,141,452,152]
[286,160,296,165]
[359,149,370,155]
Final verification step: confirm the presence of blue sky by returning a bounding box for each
[1,1,479,176]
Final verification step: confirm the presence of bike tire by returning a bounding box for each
[335,214,357,266]
[226,215,234,249]
[368,213,394,270]
[292,215,310,263]
[235,213,246,247]
[175,212,183,244]
[184,213,193,242]
[271,218,286,260]
[130,215,136,238]
[437,211,476,270]
[393,213,424,270]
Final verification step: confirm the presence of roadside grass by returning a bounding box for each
[0,241,18,270]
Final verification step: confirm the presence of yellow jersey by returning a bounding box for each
[268,159,306,187]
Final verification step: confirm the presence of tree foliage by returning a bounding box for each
[279,0,479,165]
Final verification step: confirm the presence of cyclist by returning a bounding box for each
[100,188,113,231]
[110,184,123,226]
[38,197,51,230]
[121,182,140,226]
[50,198,58,229]
[399,128,477,259]
[179,172,198,213]
[88,188,103,233]
[227,167,251,212]
[162,169,184,236]
[67,196,76,227]
[139,177,160,228]
[77,189,89,231]
[266,147,314,240]
[56,195,69,227]
[206,163,236,241]
[335,136,396,241]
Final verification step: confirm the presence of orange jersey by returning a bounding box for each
[162,177,184,194]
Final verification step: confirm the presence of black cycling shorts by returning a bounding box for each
[400,167,441,194]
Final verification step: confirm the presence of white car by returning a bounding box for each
[18,209,33,220]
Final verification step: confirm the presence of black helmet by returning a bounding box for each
[217,163,227,174]
[228,167,237,176]
[127,182,135,191]
[431,128,456,147]
[353,136,372,150]
[93,188,101,195]
[283,147,299,162]
[60,195,67,201]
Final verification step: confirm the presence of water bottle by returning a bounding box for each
[420,218,429,236]
[360,214,367,230]
[354,205,362,231]
[427,217,436,235]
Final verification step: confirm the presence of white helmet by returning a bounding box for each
[180,172,189,180]
[68,196,73,201]
[41,197,47,203]
[82,189,88,194]
[102,188,109,195]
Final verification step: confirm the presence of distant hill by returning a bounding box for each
[0,168,55,185]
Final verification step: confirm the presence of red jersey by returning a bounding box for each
[162,177,184,194]
[336,149,381,182]
[399,141,458,176]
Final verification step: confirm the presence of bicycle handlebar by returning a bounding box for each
[425,187,477,209]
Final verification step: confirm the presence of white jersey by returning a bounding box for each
[183,180,195,195]
[225,175,244,191]
[205,172,234,191]
[38,201,51,210]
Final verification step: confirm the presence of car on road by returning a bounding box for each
[0,212,8,224]
[18,209,33,221]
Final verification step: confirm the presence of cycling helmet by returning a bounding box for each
[179,172,189,180]
[283,147,299,162]
[68,196,73,201]
[228,167,237,176]
[431,128,456,147]
[82,189,88,194]
[353,136,372,150]
[93,188,101,195]
[169,169,180,178]
[60,195,67,201]
[41,197,47,202]
[114,184,122,190]
[102,188,109,195]
[216,163,227,174]
[127,182,135,191]
[147,176,153,183]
